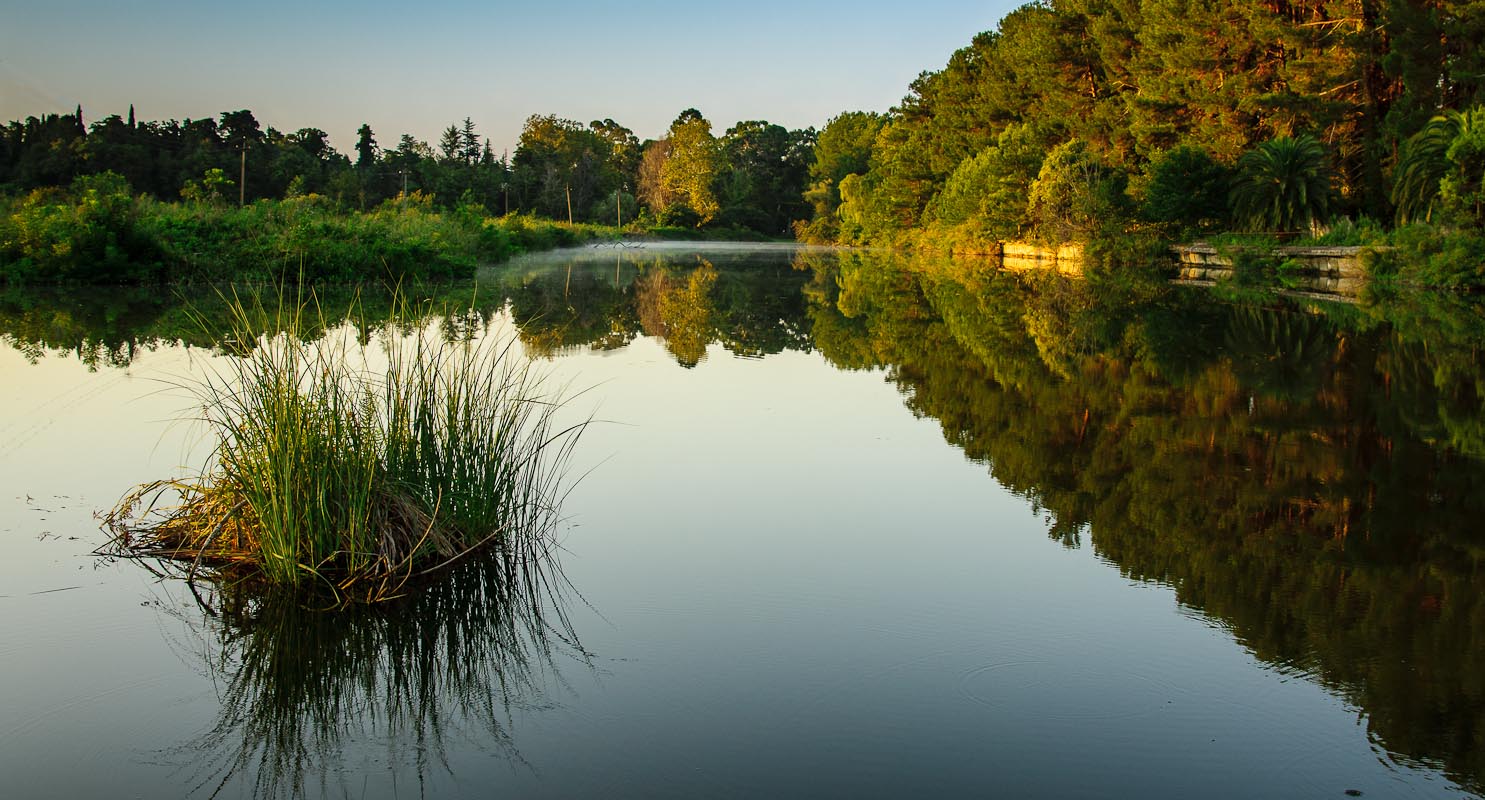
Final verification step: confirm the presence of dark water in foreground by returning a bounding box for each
[2,242,1484,798]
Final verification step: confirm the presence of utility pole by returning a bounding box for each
[239,144,246,207]
[616,188,622,229]
[401,169,408,197]
[566,185,573,224]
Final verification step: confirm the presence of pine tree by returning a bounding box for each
[355,123,378,170]
[460,117,479,164]
[439,125,462,162]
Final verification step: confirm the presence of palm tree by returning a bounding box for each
[1391,110,1466,224]
[1229,135,1334,233]
[1392,107,1485,226]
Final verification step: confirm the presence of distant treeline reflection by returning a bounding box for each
[0,250,814,369]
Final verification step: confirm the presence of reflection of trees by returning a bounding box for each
[0,284,201,369]
[801,250,1485,792]
[0,284,500,367]
[510,252,812,368]
[508,264,639,358]
[631,260,716,368]
[163,538,585,799]
[1,252,817,371]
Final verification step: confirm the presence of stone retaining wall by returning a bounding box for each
[1172,244,1369,297]
[978,241,1372,299]
[999,242,1085,275]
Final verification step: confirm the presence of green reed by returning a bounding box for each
[105,288,586,601]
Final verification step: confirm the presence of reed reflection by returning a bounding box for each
[158,537,587,799]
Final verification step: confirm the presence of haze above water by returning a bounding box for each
[2,243,1483,798]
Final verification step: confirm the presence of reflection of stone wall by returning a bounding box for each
[1173,244,1371,297]
[998,241,1085,276]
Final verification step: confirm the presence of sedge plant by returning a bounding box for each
[104,288,587,602]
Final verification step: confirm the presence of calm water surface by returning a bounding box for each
[2,242,1483,798]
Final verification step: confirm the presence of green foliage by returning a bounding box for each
[836,171,899,245]
[0,188,618,284]
[179,167,233,204]
[1299,216,1388,246]
[1230,135,1335,233]
[660,109,722,225]
[1026,140,1131,244]
[590,190,638,228]
[715,120,812,235]
[797,112,885,243]
[630,109,812,233]
[791,1,1467,247]
[0,172,160,282]
[656,203,702,229]
[1388,105,1485,228]
[1385,223,1485,288]
[1392,110,1468,224]
[922,122,1049,245]
[510,114,629,222]
[1142,145,1231,230]
[1438,109,1485,226]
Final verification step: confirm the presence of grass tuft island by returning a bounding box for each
[102,291,586,603]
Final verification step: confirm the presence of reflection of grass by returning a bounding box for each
[169,540,585,799]
[104,290,587,602]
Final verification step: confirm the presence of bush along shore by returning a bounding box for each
[101,291,588,603]
[0,173,622,284]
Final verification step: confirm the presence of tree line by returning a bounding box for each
[7,1,1485,280]
[0,106,813,236]
[795,0,1485,252]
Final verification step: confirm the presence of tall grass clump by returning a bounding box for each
[104,290,587,602]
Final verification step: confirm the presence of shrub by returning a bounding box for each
[1386,223,1485,288]
[1142,145,1231,231]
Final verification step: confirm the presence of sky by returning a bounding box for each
[0,0,1020,155]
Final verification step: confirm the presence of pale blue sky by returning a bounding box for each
[0,1,1020,154]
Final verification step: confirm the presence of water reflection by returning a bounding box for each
[0,283,502,369]
[158,537,585,799]
[8,245,1485,792]
[501,248,810,363]
[799,249,1485,790]
[0,248,814,369]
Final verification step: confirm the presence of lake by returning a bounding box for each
[2,242,1483,799]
